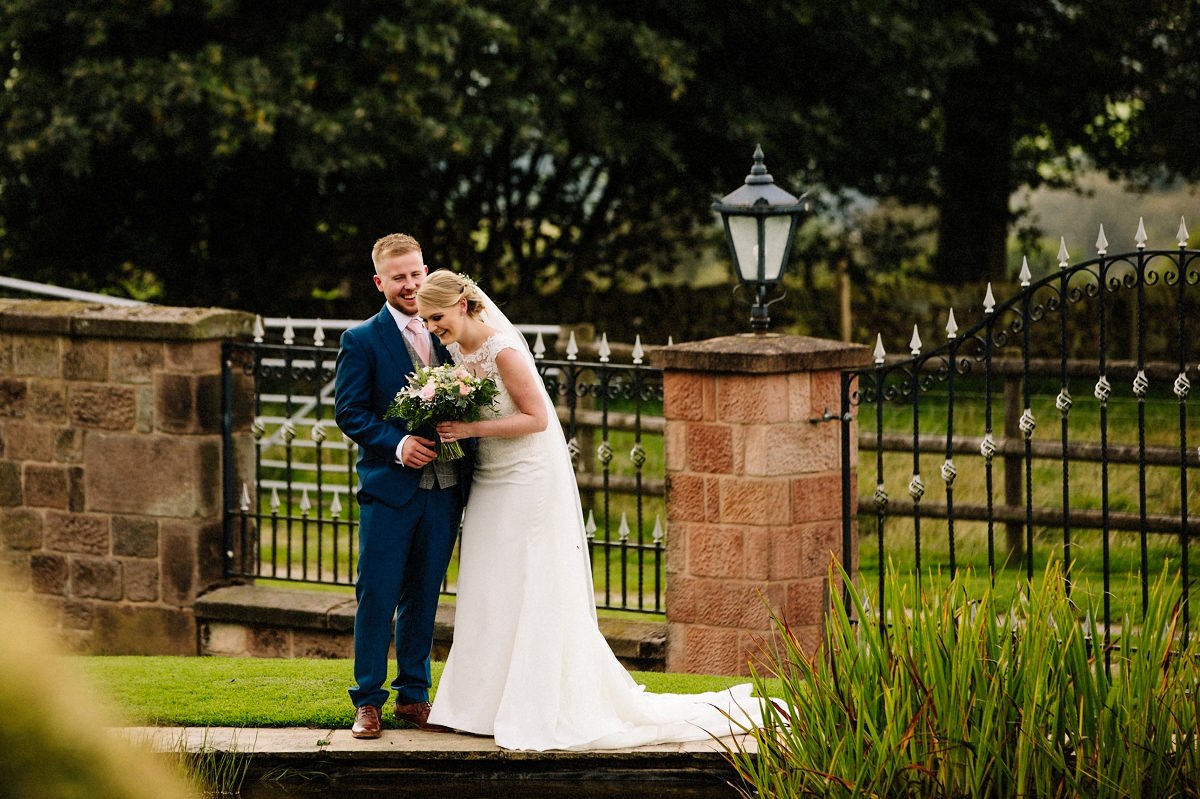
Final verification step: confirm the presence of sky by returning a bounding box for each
[1017,173,1200,256]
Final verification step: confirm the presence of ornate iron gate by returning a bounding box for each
[841,223,1198,638]
[221,324,666,614]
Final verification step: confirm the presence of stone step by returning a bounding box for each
[120,726,751,799]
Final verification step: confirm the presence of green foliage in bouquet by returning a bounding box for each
[384,364,499,460]
[726,562,1200,798]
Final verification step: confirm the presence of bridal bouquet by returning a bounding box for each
[384,364,499,461]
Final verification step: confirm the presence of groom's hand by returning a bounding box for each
[401,436,438,468]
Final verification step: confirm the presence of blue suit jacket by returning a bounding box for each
[334,305,461,508]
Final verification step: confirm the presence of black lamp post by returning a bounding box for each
[712,145,808,332]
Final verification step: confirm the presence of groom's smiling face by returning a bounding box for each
[374,249,428,316]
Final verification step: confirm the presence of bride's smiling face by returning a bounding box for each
[419,298,469,345]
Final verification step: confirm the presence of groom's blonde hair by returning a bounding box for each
[371,233,421,268]
[418,271,485,318]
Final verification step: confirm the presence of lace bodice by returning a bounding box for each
[449,333,521,418]
[449,333,539,464]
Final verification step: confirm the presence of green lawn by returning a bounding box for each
[77,656,768,729]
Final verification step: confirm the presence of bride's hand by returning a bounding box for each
[437,421,469,442]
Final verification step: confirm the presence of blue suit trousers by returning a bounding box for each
[349,487,460,708]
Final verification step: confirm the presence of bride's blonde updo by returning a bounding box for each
[417,270,485,318]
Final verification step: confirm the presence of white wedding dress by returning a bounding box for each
[426,329,769,751]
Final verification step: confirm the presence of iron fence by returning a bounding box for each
[841,228,1199,643]
[221,326,666,614]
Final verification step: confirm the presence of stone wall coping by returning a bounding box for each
[195,584,667,666]
[195,584,358,632]
[0,299,255,341]
[655,333,872,374]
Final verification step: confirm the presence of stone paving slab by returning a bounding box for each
[118,726,755,760]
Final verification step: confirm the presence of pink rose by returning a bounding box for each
[459,383,471,395]
[418,383,437,401]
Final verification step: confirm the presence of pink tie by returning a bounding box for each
[407,316,431,365]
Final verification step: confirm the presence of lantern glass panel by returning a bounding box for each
[761,215,793,281]
[728,214,793,283]
[728,216,761,281]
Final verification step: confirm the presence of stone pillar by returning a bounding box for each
[0,300,254,654]
[658,333,871,674]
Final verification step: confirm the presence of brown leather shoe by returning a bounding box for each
[394,701,452,732]
[351,704,382,739]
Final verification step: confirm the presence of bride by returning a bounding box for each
[415,270,771,751]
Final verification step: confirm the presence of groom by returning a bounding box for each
[335,233,466,738]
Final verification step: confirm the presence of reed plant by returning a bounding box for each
[168,729,254,798]
[727,563,1200,798]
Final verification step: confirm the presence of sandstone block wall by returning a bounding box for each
[0,299,870,676]
[0,300,254,654]
[657,334,871,674]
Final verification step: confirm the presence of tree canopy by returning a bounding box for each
[1,0,799,320]
[1,0,1196,325]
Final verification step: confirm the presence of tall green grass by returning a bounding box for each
[727,564,1200,798]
